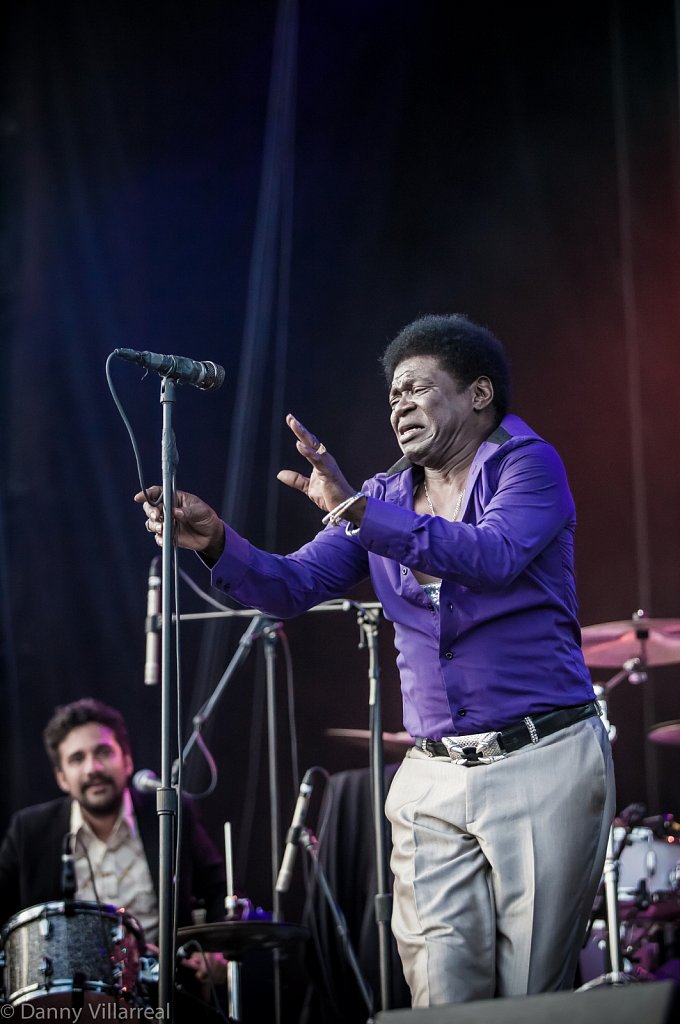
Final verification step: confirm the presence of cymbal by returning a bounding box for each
[648,720,680,746]
[325,727,413,755]
[176,921,308,957]
[581,617,680,667]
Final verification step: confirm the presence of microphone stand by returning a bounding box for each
[355,604,392,1012]
[157,377,179,1020]
[178,612,275,769]
[176,598,393,1012]
[300,827,375,1021]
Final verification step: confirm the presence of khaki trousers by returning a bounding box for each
[385,716,615,1006]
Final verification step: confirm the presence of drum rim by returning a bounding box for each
[1,900,126,940]
[7,979,119,1003]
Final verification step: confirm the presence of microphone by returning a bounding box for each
[133,769,162,793]
[275,769,314,894]
[114,348,226,391]
[144,556,161,686]
[61,834,77,899]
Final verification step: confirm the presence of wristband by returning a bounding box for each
[322,491,365,527]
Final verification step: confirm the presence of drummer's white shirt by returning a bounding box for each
[69,789,159,943]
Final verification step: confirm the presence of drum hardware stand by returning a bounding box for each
[173,606,286,1024]
[579,656,650,989]
[223,822,240,1023]
[177,597,393,1013]
[298,826,375,1022]
[302,598,393,1012]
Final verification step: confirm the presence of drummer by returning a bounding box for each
[0,698,227,991]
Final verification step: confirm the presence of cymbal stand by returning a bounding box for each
[177,597,392,1011]
[173,608,284,1022]
[221,822,239,1022]
[281,598,392,1011]
[263,622,286,1024]
[579,658,647,988]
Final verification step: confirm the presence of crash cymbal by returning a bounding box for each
[648,720,680,746]
[581,617,680,667]
[326,727,413,755]
[177,921,308,957]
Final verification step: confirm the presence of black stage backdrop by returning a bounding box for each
[2,0,680,926]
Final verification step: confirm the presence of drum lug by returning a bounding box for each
[39,918,52,938]
[39,956,53,981]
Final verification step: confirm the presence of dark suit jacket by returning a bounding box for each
[0,789,225,932]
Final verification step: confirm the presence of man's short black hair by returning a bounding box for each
[381,314,511,420]
[43,698,132,769]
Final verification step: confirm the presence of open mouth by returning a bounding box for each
[398,424,422,442]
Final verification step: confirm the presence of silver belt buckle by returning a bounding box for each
[441,730,506,766]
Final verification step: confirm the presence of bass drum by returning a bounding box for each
[616,825,680,920]
[0,900,144,1011]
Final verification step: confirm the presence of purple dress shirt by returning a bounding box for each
[210,414,595,740]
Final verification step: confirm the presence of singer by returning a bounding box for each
[0,699,227,1014]
[137,314,615,1007]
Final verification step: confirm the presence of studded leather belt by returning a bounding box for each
[414,700,600,764]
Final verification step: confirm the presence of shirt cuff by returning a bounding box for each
[358,495,419,559]
[207,524,253,594]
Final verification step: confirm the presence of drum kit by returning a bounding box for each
[0,614,677,1013]
[0,897,308,1020]
[576,612,680,985]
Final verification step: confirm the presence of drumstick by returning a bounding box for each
[224,821,236,917]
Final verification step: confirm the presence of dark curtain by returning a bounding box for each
[2,0,680,996]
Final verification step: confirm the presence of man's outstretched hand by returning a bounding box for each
[276,413,356,512]
[134,486,225,561]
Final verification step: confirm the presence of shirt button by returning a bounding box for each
[401,567,408,575]
[445,651,454,660]
[458,708,467,716]
[447,601,453,611]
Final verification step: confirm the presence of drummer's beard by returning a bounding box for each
[78,773,126,817]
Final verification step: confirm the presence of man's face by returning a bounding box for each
[389,354,479,465]
[55,722,133,817]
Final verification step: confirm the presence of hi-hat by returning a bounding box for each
[647,720,680,746]
[176,921,308,957]
[581,617,680,668]
[326,727,413,755]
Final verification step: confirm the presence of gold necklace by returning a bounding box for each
[423,480,465,521]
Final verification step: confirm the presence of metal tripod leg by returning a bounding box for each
[578,824,638,988]
[602,825,626,979]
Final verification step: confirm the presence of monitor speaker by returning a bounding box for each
[375,981,679,1024]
